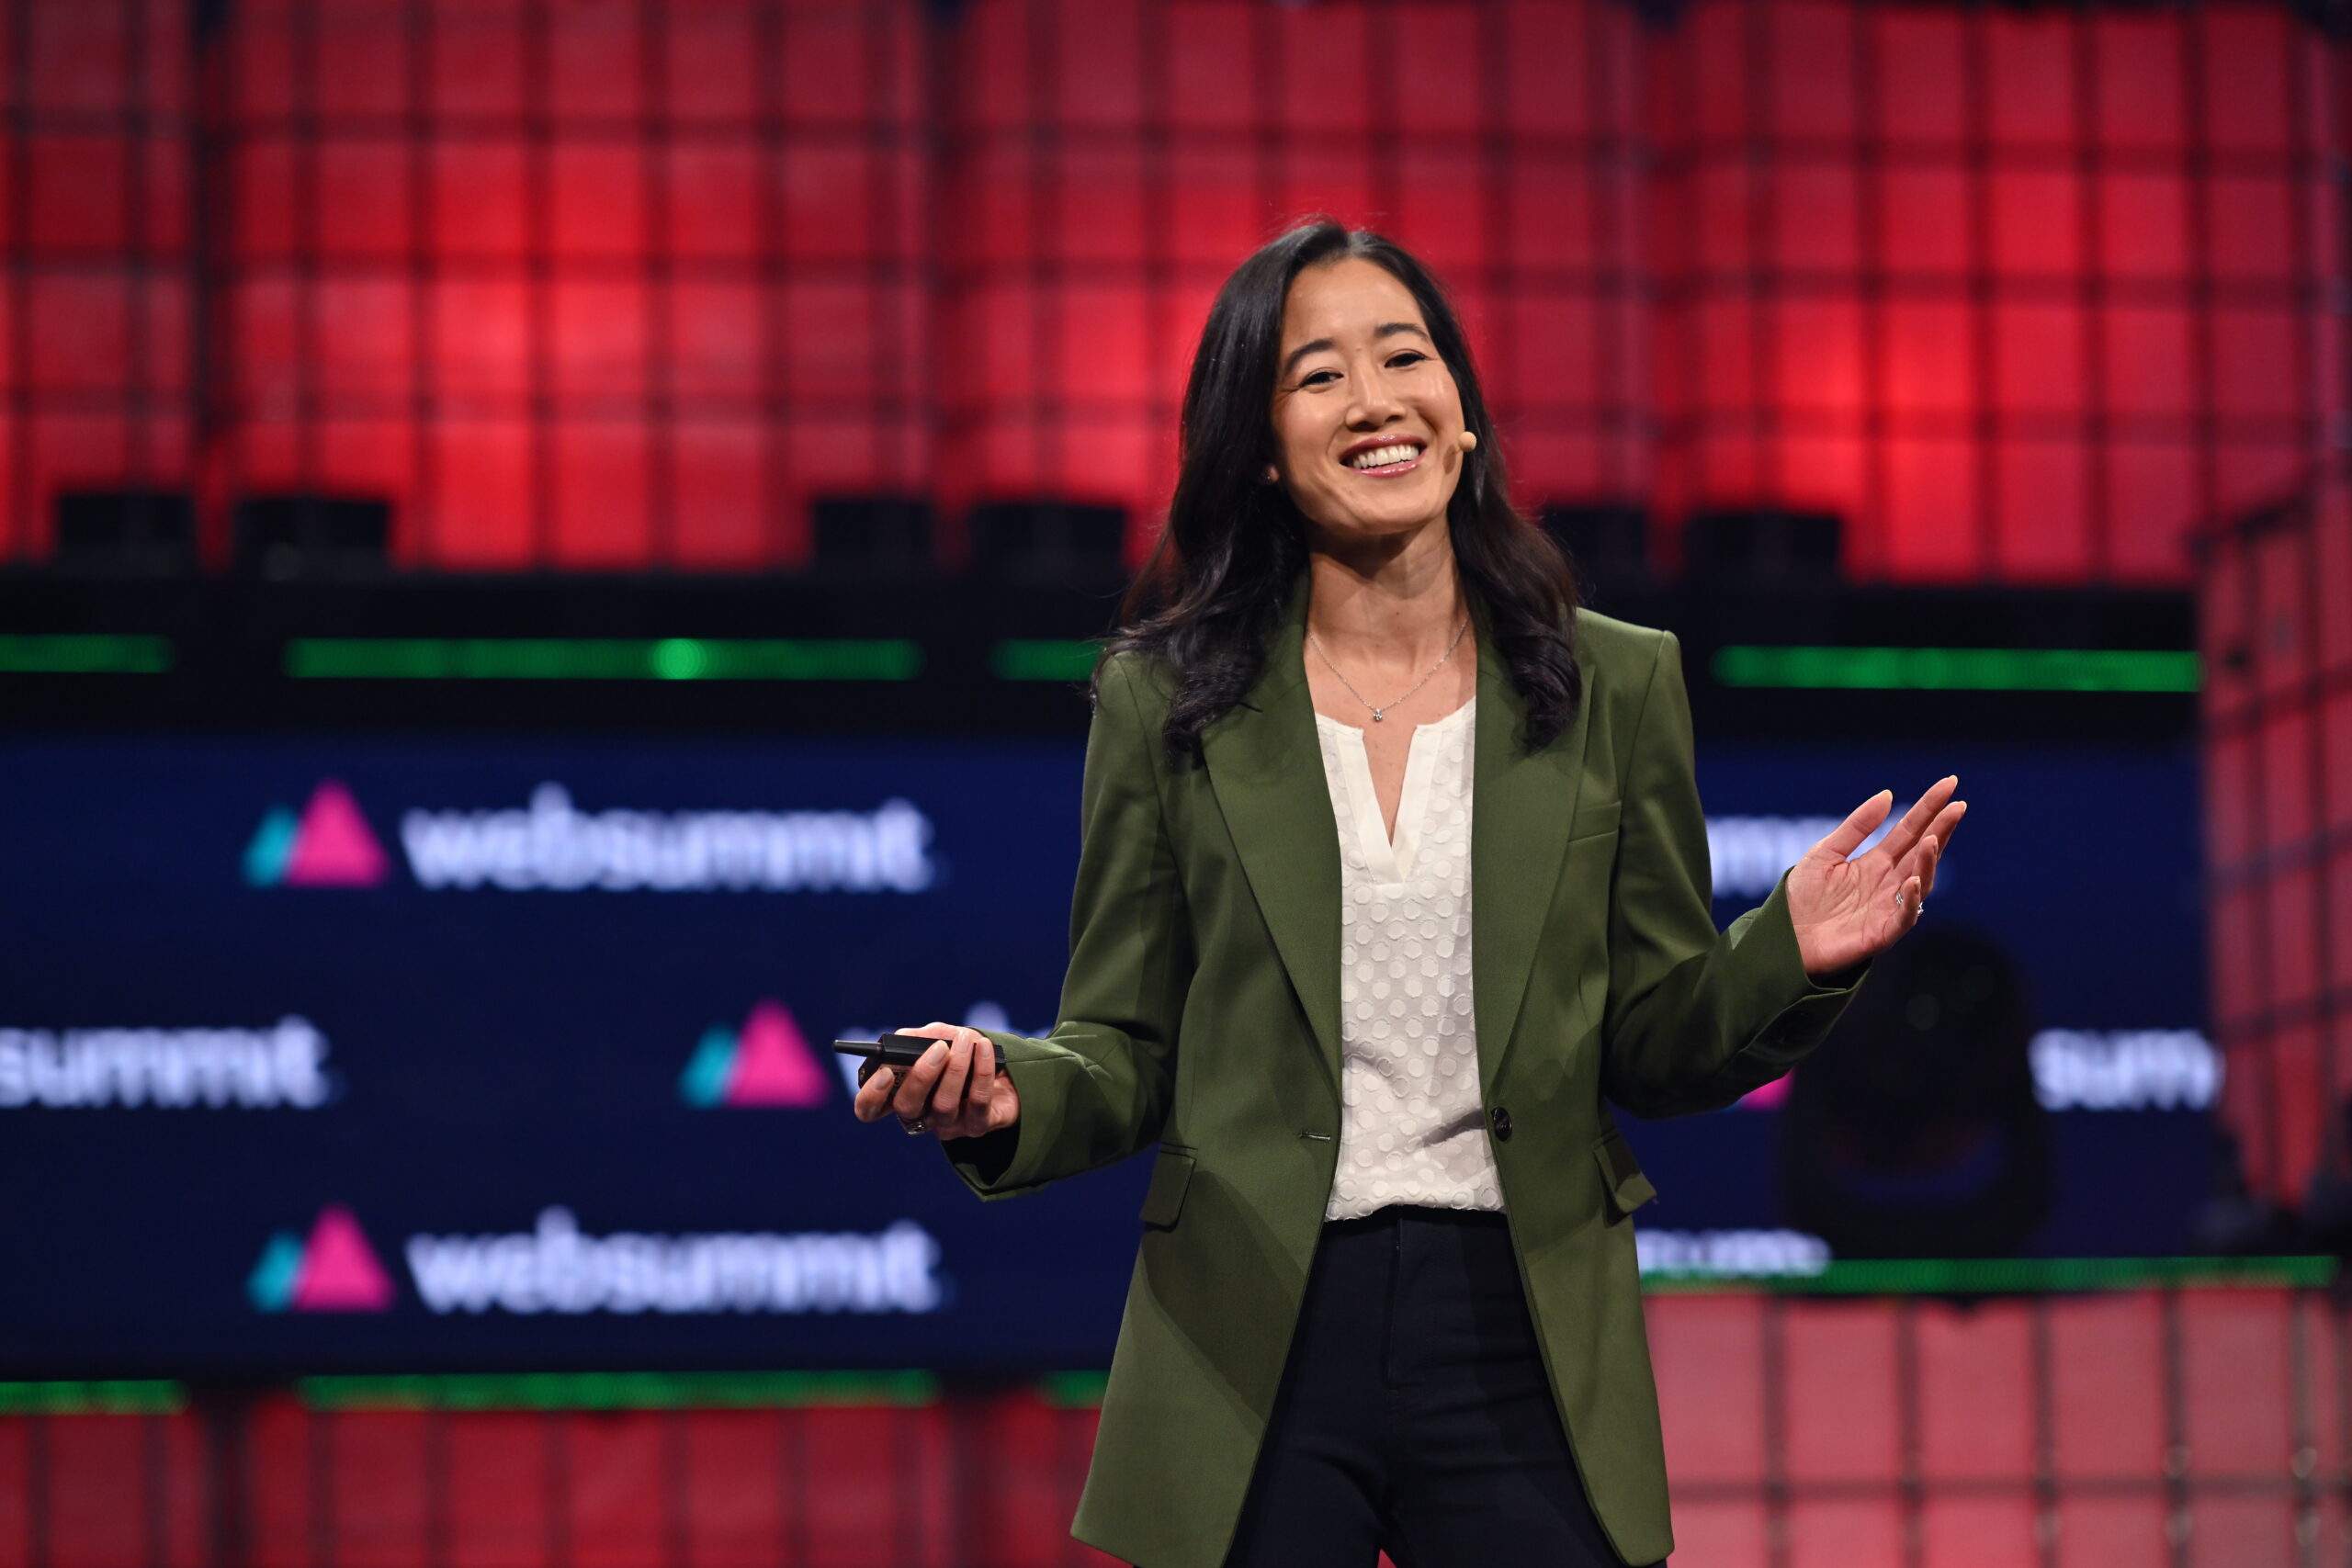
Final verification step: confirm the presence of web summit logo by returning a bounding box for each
[0,1017,333,1110]
[244,782,390,888]
[243,781,936,894]
[680,1000,831,1109]
[245,1204,944,1317]
[248,1205,395,1313]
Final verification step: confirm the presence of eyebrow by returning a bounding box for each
[1278,321,1431,380]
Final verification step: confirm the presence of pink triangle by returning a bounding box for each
[283,780,390,887]
[290,1205,394,1312]
[724,1000,830,1107]
[1739,1074,1793,1111]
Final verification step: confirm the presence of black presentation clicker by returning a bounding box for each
[831,1032,960,1088]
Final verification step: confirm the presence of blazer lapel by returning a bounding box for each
[1471,626,1593,1100]
[1200,575,1344,1089]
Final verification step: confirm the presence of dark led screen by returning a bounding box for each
[0,730,2205,1374]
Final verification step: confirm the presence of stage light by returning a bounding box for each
[1713,645,2200,692]
[280,637,922,681]
[51,492,198,575]
[989,639,1103,682]
[0,634,174,675]
[293,1371,937,1414]
[967,501,1128,590]
[0,1382,186,1416]
[235,497,392,581]
[1679,510,1844,588]
[1540,504,1654,603]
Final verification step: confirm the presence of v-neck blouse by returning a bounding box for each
[1311,698,1505,1221]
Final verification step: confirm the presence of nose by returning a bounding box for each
[1344,356,1404,429]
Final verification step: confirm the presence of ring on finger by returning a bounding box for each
[899,1116,927,1135]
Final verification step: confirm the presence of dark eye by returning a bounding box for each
[1387,351,1428,368]
[1301,368,1341,387]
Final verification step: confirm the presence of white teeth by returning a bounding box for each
[1347,444,1421,469]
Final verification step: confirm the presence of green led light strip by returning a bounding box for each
[1712,646,2199,693]
[297,1371,939,1412]
[283,637,922,682]
[0,1381,187,1415]
[991,638,1104,682]
[1643,1255,2335,1294]
[0,634,173,675]
[1036,1371,1113,1408]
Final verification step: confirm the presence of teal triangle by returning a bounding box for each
[243,807,300,887]
[679,1026,739,1108]
[247,1231,304,1312]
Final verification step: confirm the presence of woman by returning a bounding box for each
[853,220,1963,1568]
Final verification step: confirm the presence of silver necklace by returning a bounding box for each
[1306,616,1471,723]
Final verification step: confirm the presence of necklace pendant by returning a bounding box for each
[1372,709,1385,722]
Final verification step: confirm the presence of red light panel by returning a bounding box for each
[0,0,2344,583]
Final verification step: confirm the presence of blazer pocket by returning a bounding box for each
[1568,797,1623,842]
[1139,1146,1196,1228]
[1593,1132,1657,1217]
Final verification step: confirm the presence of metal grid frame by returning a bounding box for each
[2200,459,2352,1216]
[211,0,929,570]
[4,0,193,564]
[0,1287,2340,1568]
[928,0,1655,555]
[1646,0,2345,583]
[1,0,2346,581]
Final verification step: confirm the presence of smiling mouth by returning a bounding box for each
[1342,441,1425,476]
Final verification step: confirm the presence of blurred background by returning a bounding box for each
[0,0,2346,1562]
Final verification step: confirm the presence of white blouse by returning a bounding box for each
[1312,697,1506,1221]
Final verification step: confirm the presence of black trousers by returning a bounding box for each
[1217,1206,1656,1568]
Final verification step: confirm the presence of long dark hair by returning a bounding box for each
[1105,219,1582,763]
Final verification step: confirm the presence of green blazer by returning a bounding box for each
[948,576,1868,1568]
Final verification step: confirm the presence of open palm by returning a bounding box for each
[1786,776,1967,978]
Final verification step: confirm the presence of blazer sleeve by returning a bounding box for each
[1599,627,1870,1118]
[942,651,1194,1199]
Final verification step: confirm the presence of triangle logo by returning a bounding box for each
[250,1205,394,1313]
[242,807,300,887]
[282,782,390,887]
[679,1000,830,1109]
[677,1023,738,1108]
[246,1231,305,1312]
[727,1000,830,1106]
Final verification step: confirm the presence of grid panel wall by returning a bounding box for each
[2,0,195,562]
[1648,1289,2340,1568]
[0,1292,2337,1568]
[931,0,1651,565]
[1645,0,2345,584]
[2200,468,2352,1210]
[3,0,2348,579]
[221,0,929,571]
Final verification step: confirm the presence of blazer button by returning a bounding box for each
[1489,1105,1513,1142]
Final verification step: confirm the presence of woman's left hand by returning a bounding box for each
[1785,776,1967,979]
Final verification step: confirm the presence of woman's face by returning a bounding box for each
[1269,255,1471,548]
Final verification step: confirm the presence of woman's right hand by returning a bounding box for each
[850,1022,1022,1141]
